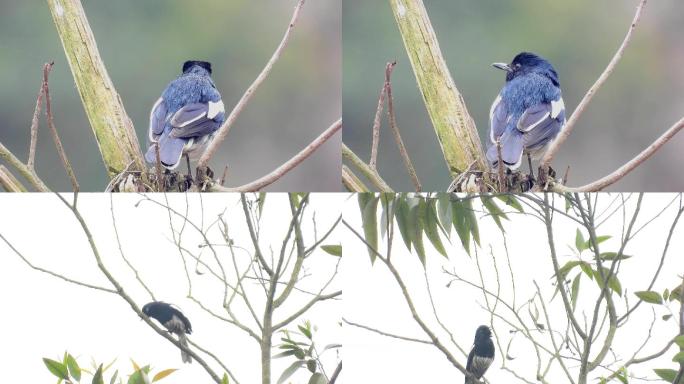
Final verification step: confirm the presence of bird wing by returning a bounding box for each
[169,101,224,139]
[486,129,524,169]
[148,97,168,141]
[518,98,566,154]
[489,94,508,144]
[170,306,193,334]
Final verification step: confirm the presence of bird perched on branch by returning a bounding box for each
[142,301,193,363]
[487,52,566,173]
[465,325,495,384]
[144,60,225,175]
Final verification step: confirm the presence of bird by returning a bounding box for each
[486,52,566,173]
[465,325,495,384]
[144,60,225,175]
[142,301,193,363]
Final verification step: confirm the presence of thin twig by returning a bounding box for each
[540,0,648,169]
[342,143,393,191]
[42,62,79,193]
[385,61,421,191]
[210,118,341,192]
[369,65,388,170]
[198,0,306,168]
[342,318,431,344]
[328,361,342,384]
[27,70,45,169]
[553,115,684,192]
[154,143,163,192]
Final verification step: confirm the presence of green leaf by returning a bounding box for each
[571,274,581,311]
[359,194,379,263]
[593,267,622,296]
[409,199,427,266]
[66,354,81,381]
[599,252,631,261]
[557,261,582,280]
[653,368,678,383]
[674,335,684,348]
[634,291,663,305]
[452,200,471,254]
[93,364,104,384]
[395,196,412,251]
[464,198,480,246]
[663,314,673,321]
[496,194,524,212]
[663,288,670,301]
[306,359,317,373]
[584,235,611,250]
[298,324,313,340]
[424,199,448,258]
[670,284,682,302]
[673,351,684,364]
[320,245,341,257]
[437,194,452,237]
[579,262,593,279]
[308,372,327,384]
[575,229,586,252]
[379,193,393,239]
[277,361,304,384]
[221,373,230,384]
[127,369,147,384]
[273,350,297,359]
[152,369,177,382]
[481,196,507,231]
[43,358,69,380]
[258,192,266,215]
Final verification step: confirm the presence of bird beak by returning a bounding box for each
[492,62,513,72]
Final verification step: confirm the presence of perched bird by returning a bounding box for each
[487,52,566,172]
[465,325,495,384]
[142,301,193,363]
[144,60,225,173]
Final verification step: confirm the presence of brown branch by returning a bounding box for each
[369,66,388,170]
[540,0,648,170]
[328,361,342,384]
[385,61,421,192]
[197,0,306,168]
[210,118,341,192]
[342,318,431,345]
[553,116,684,192]
[42,62,79,193]
[27,74,44,170]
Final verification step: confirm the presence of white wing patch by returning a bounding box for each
[148,97,164,143]
[207,100,225,120]
[489,95,502,144]
[551,98,565,119]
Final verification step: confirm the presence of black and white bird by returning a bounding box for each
[142,301,193,363]
[144,60,225,174]
[465,325,495,384]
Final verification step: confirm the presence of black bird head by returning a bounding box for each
[474,325,492,343]
[182,60,212,75]
[492,52,559,86]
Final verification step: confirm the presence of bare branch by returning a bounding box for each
[0,166,27,192]
[342,318,431,345]
[369,66,388,170]
[210,118,341,192]
[342,165,369,192]
[540,0,648,169]
[0,142,50,191]
[342,144,393,191]
[198,0,306,168]
[553,116,684,192]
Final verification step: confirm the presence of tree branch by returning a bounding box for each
[198,0,306,169]
[342,144,393,191]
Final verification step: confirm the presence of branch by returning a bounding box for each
[674,272,684,384]
[385,62,421,191]
[42,62,79,193]
[342,144,393,191]
[198,0,306,168]
[342,318,431,344]
[273,290,341,330]
[210,118,341,192]
[46,0,144,176]
[540,0,648,170]
[342,165,369,192]
[388,0,486,176]
[0,142,50,191]
[0,166,27,192]
[328,361,342,384]
[553,116,684,192]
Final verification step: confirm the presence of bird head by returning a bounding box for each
[182,60,212,76]
[474,325,492,342]
[492,52,559,86]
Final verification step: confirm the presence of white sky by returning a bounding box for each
[0,193,343,384]
[343,194,684,384]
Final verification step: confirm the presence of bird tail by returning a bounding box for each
[179,333,192,363]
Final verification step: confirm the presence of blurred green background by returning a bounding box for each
[0,0,340,192]
[343,1,684,191]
